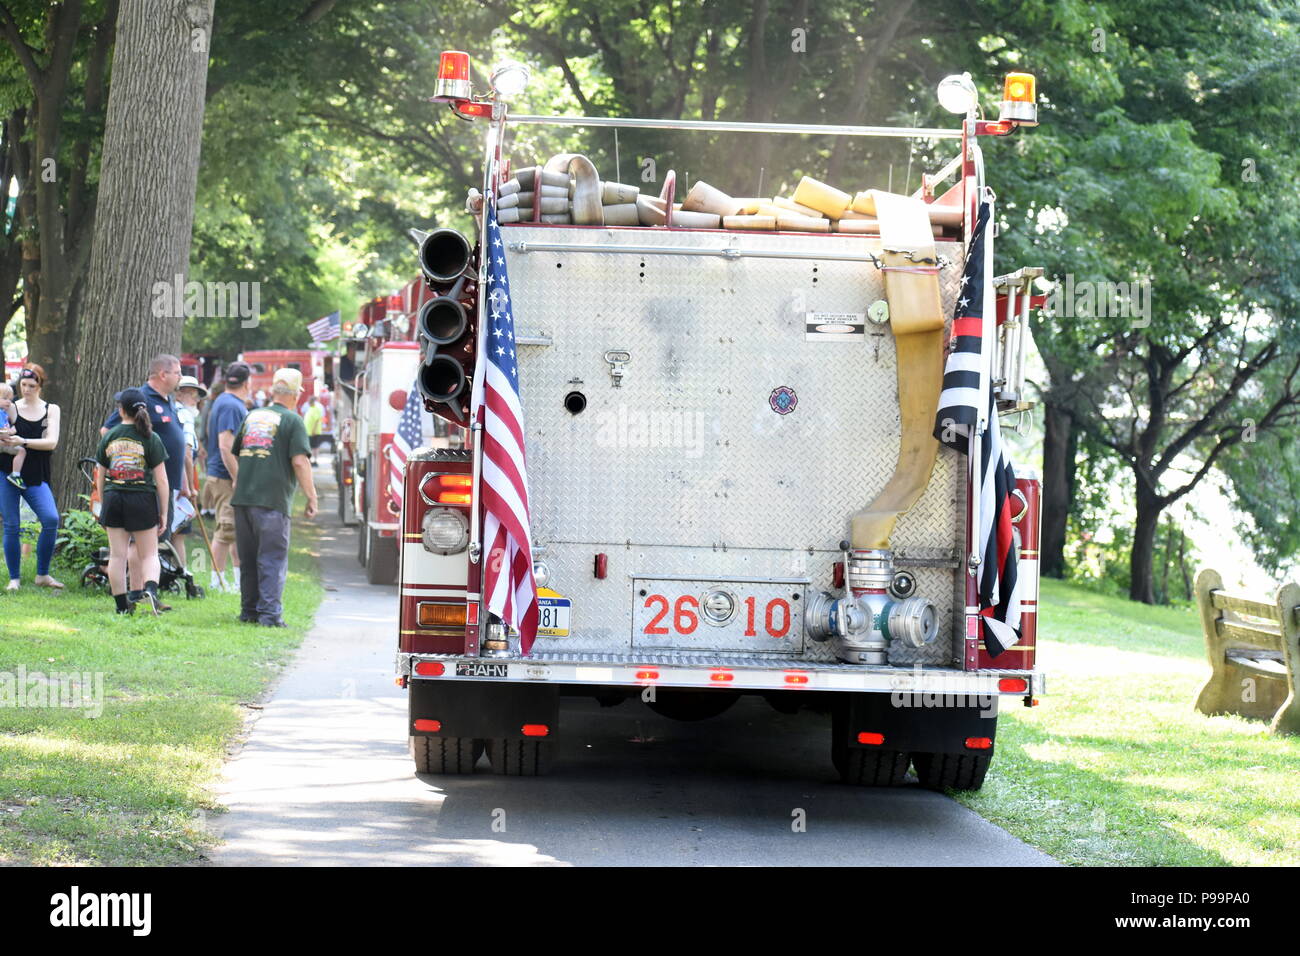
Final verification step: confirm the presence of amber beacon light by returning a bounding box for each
[999,72,1038,125]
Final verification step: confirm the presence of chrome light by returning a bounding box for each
[422,507,469,554]
[937,72,978,115]
[490,61,530,100]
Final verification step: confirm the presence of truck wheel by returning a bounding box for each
[912,752,991,791]
[832,744,911,786]
[410,736,484,774]
[486,738,552,776]
[366,529,399,585]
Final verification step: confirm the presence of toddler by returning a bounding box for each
[0,382,25,488]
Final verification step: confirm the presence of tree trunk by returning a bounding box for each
[1039,399,1077,578]
[1159,521,1174,605]
[55,0,215,510]
[1129,486,1163,604]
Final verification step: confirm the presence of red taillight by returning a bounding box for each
[414,719,441,732]
[521,724,549,737]
[785,673,809,685]
[965,736,993,750]
[436,474,472,506]
[710,671,734,683]
[998,678,1028,693]
[414,661,445,676]
[635,670,659,681]
[594,552,608,579]
[466,603,480,626]
[857,732,885,746]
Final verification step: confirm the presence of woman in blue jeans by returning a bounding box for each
[0,364,63,591]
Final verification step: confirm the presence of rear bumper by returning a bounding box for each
[397,651,1043,697]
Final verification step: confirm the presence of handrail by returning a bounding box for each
[507,114,961,140]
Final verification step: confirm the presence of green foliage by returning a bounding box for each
[52,506,107,574]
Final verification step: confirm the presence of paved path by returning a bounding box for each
[210,464,1055,866]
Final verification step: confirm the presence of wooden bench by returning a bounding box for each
[1193,568,1300,734]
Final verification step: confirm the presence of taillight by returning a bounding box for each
[418,603,467,629]
[635,670,659,681]
[998,678,1028,693]
[521,724,549,737]
[419,472,472,507]
[414,660,445,676]
[414,718,442,732]
[433,474,472,505]
[965,737,993,750]
[857,732,885,745]
[785,673,809,685]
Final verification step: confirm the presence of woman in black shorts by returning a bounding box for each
[94,388,170,614]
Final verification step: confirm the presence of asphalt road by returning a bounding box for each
[210,462,1055,867]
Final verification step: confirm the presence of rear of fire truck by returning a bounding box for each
[395,55,1045,789]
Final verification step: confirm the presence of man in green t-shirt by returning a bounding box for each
[231,367,319,627]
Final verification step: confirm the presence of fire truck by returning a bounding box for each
[338,287,460,584]
[394,55,1045,789]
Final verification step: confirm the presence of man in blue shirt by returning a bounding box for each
[101,354,189,600]
[201,362,251,591]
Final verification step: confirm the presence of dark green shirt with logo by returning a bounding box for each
[96,424,169,494]
[231,403,312,515]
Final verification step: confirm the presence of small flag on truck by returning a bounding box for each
[471,193,539,653]
[934,201,1022,657]
[307,310,341,342]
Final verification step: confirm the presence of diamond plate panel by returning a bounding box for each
[508,225,968,666]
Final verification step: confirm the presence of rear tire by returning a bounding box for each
[832,744,911,786]
[912,752,991,791]
[486,738,552,776]
[410,736,484,774]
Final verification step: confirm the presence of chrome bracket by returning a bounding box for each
[604,349,631,388]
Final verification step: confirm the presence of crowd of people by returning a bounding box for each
[0,354,321,625]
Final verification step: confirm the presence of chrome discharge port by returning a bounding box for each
[805,549,938,664]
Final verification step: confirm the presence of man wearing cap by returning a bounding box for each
[231,367,318,627]
[102,354,190,600]
[172,375,207,568]
[203,362,251,592]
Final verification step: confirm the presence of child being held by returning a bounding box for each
[0,382,26,488]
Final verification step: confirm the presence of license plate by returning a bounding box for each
[537,596,571,636]
[632,578,805,653]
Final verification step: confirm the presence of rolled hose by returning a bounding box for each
[544,152,603,225]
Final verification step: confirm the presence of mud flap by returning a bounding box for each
[409,678,560,740]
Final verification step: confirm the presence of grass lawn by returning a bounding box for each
[956,578,1300,866]
[0,520,322,865]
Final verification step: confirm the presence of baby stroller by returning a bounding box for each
[76,457,205,600]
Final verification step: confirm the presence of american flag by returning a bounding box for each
[933,200,1022,658]
[471,195,539,654]
[307,310,341,342]
[389,378,424,503]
